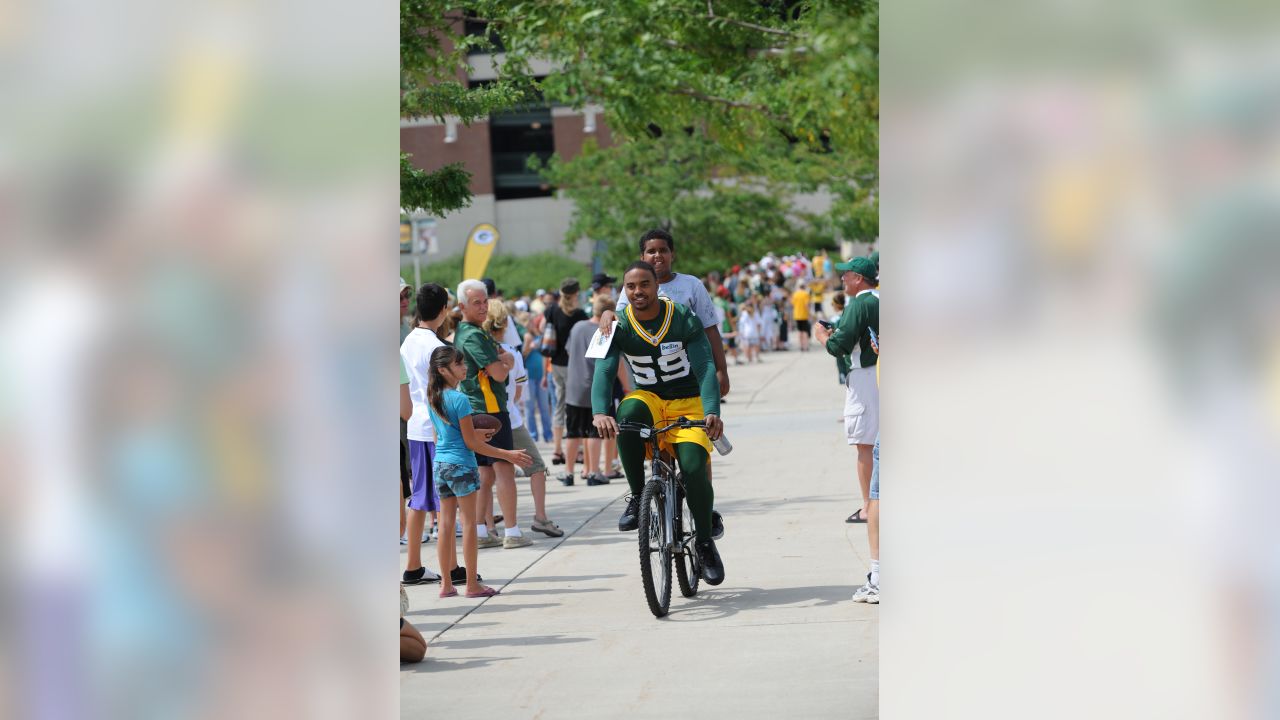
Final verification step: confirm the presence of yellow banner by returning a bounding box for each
[462,223,499,280]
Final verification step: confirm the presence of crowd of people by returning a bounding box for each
[398,230,880,662]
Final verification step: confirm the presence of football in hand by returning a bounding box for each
[471,414,502,432]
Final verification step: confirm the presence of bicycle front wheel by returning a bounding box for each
[638,479,672,618]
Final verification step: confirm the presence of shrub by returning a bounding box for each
[401,251,592,298]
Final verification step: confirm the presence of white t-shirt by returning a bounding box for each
[502,342,528,429]
[400,327,446,442]
[502,319,521,349]
[761,304,778,328]
[615,272,717,329]
[739,311,759,339]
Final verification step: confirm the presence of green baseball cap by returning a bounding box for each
[834,256,877,283]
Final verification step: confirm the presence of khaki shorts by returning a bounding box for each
[843,365,879,445]
[551,364,569,427]
[510,424,547,476]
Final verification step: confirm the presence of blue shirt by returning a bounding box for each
[428,389,478,469]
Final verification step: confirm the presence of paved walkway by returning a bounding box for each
[401,347,877,719]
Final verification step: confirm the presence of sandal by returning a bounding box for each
[439,588,458,598]
[551,452,566,465]
[465,586,500,599]
[846,509,867,524]
[531,517,564,537]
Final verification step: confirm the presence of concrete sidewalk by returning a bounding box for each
[401,348,877,719]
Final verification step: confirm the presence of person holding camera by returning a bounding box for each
[813,257,879,526]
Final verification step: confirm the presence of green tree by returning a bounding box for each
[539,131,834,276]
[400,2,535,214]
[403,1,878,248]
[492,0,875,253]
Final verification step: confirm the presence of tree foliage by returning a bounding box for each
[400,156,471,217]
[400,1,536,213]
[402,0,878,252]
[539,131,834,277]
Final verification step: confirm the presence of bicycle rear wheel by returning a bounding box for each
[637,479,672,617]
[675,486,700,598]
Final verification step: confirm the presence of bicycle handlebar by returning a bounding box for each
[616,416,707,437]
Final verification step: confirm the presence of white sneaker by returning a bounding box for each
[851,582,879,604]
[400,534,408,545]
[503,534,533,549]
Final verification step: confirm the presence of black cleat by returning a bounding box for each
[695,539,725,585]
[557,472,575,486]
[711,510,724,540]
[586,473,610,486]
[618,494,640,531]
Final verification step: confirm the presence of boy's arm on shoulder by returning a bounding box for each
[687,334,720,415]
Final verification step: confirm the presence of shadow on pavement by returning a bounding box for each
[402,655,518,674]
[406,601,561,618]
[430,634,593,651]
[511,573,626,583]
[661,584,860,622]
[499,587,611,596]
[559,535,633,547]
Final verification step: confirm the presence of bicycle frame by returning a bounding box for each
[619,419,703,559]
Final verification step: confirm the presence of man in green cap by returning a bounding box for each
[814,256,879,527]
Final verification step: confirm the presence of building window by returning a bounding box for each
[489,108,554,200]
[463,11,504,53]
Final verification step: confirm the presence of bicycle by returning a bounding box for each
[616,417,709,618]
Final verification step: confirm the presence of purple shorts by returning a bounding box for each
[407,440,439,512]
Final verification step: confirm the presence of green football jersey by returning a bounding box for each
[454,321,508,413]
[591,298,720,414]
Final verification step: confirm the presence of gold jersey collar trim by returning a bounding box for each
[625,297,675,347]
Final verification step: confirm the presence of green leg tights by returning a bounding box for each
[674,442,714,543]
[615,399,654,497]
[615,399,714,542]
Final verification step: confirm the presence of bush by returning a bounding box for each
[401,251,592,298]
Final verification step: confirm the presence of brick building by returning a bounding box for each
[401,24,615,267]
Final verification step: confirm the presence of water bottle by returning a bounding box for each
[541,322,557,356]
[711,433,733,456]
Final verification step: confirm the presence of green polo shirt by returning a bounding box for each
[825,290,878,370]
[454,321,509,414]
